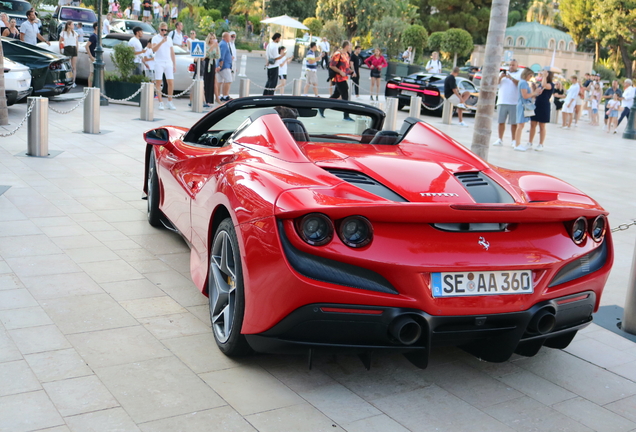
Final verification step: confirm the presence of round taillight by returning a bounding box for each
[296,213,333,246]
[590,215,606,242]
[570,217,587,244]
[338,216,373,248]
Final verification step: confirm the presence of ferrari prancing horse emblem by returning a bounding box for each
[478,236,490,250]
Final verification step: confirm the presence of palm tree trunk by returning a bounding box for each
[470,0,511,160]
[595,41,599,64]
[618,37,632,79]
[0,43,8,126]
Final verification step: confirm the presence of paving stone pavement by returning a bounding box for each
[0,94,635,432]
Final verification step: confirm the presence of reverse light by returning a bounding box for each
[570,217,587,245]
[590,215,606,242]
[296,213,333,246]
[338,216,373,248]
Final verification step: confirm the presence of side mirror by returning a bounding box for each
[144,128,169,146]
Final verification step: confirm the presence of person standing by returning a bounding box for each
[327,40,354,121]
[132,0,141,19]
[128,26,145,76]
[616,79,634,133]
[169,21,184,48]
[263,32,284,96]
[318,37,330,70]
[153,0,161,19]
[606,93,621,134]
[302,41,319,97]
[492,60,521,147]
[277,46,292,95]
[2,18,20,39]
[561,75,580,129]
[590,82,601,126]
[123,6,131,18]
[60,21,78,87]
[528,70,553,151]
[602,80,622,131]
[163,1,170,22]
[142,0,152,22]
[553,79,565,118]
[203,33,220,104]
[364,48,387,101]
[0,13,9,36]
[350,45,362,99]
[229,31,237,73]
[217,32,234,102]
[102,12,112,36]
[170,3,178,25]
[402,46,413,63]
[85,22,98,85]
[152,22,176,110]
[20,9,50,46]
[141,41,155,80]
[444,67,474,127]
[425,51,442,73]
[514,68,543,151]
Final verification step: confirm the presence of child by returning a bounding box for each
[590,82,601,126]
[276,46,292,95]
[606,93,620,134]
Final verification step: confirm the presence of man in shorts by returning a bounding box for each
[151,22,176,110]
[85,22,98,85]
[492,59,521,146]
[131,0,140,19]
[216,32,234,102]
[561,75,580,129]
[303,42,319,97]
[142,0,152,22]
[602,80,622,131]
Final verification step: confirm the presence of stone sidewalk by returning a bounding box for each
[0,96,635,432]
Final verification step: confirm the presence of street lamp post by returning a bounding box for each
[622,97,636,140]
[92,0,109,106]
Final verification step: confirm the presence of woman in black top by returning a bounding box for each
[2,18,20,39]
[553,80,565,111]
[529,70,554,151]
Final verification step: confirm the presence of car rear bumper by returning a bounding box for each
[5,87,32,105]
[245,291,596,368]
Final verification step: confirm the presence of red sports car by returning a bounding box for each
[143,96,612,369]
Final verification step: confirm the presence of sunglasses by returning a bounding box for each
[160,29,167,32]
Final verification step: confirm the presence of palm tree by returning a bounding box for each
[232,0,262,37]
[526,0,560,25]
[0,42,8,126]
[470,0,511,160]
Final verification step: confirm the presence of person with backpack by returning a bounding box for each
[327,40,354,121]
[168,22,185,48]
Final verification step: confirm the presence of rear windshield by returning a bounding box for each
[60,8,97,22]
[0,0,31,14]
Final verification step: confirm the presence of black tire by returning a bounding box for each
[208,218,252,356]
[147,152,162,227]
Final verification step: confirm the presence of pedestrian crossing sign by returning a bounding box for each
[190,41,205,58]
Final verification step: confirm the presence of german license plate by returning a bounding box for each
[19,80,27,88]
[66,71,74,79]
[431,270,533,298]
[401,90,417,97]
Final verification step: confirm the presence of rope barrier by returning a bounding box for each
[0,100,34,137]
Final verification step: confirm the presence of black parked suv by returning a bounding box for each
[0,0,31,27]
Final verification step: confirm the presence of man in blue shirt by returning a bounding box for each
[217,32,233,102]
[85,22,99,86]
[302,42,319,97]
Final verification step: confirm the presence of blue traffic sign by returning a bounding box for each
[190,40,206,58]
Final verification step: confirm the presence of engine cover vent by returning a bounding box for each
[323,168,408,202]
[455,172,514,204]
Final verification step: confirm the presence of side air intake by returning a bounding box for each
[323,168,408,202]
[455,172,514,204]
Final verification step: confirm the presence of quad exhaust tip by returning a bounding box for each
[389,316,422,345]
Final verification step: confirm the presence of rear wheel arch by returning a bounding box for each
[204,205,232,295]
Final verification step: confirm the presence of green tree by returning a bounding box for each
[526,0,560,25]
[232,0,262,36]
[303,17,323,37]
[427,31,445,52]
[507,10,522,26]
[401,25,429,62]
[560,0,599,58]
[440,28,473,66]
[267,0,317,20]
[427,0,491,44]
[591,0,636,77]
[321,19,346,46]
[371,16,408,59]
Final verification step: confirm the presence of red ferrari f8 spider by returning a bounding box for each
[143,97,613,368]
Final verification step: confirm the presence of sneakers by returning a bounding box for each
[456,103,467,109]
[511,140,517,148]
[602,125,607,131]
[492,139,503,146]
[534,144,544,152]
[458,121,468,127]
[167,101,176,110]
[220,96,232,102]
[562,126,569,130]
[514,143,531,152]
[158,102,165,110]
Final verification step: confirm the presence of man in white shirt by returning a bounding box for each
[169,21,184,47]
[20,9,49,46]
[318,37,330,69]
[102,13,112,36]
[152,22,177,110]
[128,26,144,75]
[561,75,580,129]
[402,46,412,64]
[152,1,161,19]
[228,31,237,72]
[132,0,140,19]
[492,59,522,146]
[263,32,285,95]
[425,51,442,73]
[616,79,634,133]
[170,5,178,24]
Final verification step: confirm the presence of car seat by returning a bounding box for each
[369,130,400,145]
[282,118,310,142]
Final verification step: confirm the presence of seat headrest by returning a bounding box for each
[282,118,309,142]
[369,130,400,145]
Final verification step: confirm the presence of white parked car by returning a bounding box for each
[3,58,32,106]
[38,34,195,92]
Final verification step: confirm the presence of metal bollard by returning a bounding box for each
[383,97,398,131]
[83,87,100,134]
[27,97,48,157]
[409,95,421,119]
[292,79,304,96]
[140,82,154,121]
[239,78,250,98]
[623,239,636,335]
[238,55,248,77]
[191,78,204,113]
[442,99,453,124]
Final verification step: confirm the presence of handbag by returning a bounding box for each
[523,99,535,117]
